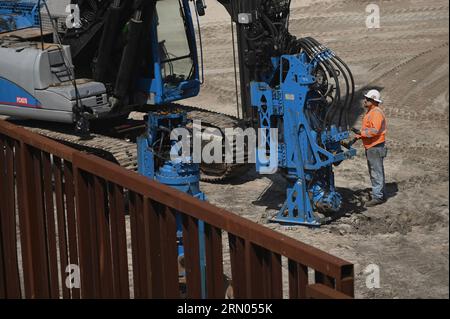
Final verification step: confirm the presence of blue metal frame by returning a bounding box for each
[251,53,357,226]
[137,0,201,105]
[0,1,41,33]
[137,111,207,297]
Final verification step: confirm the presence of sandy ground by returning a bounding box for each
[180,0,449,299]
[37,0,450,299]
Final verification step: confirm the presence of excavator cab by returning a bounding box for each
[137,0,201,105]
[0,0,201,126]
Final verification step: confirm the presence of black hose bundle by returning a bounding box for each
[305,37,355,130]
[285,36,355,132]
[93,0,131,83]
[297,38,341,131]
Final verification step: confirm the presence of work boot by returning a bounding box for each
[365,198,385,207]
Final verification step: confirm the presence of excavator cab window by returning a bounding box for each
[155,0,195,87]
[138,0,200,104]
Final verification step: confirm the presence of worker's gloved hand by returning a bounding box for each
[351,127,361,135]
[341,137,359,149]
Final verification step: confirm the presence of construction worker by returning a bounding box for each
[352,89,388,207]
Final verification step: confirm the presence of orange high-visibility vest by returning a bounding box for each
[361,106,386,149]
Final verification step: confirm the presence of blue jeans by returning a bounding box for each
[366,143,387,200]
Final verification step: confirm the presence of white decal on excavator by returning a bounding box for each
[16,97,28,105]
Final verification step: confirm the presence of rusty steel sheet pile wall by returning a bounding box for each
[0,119,354,299]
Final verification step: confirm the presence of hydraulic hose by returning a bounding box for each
[114,0,156,109]
[293,39,336,133]
[334,54,355,129]
[307,37,350,129]
[306,37,354,129]
[300,38,341,130]
[293,39,335,129]
[94,0,126,83]
[306,39,349,131]
[114,7,144,101]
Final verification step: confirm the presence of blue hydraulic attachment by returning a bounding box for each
[137,110,207,297]
[251,52,357,226]
[0,1,41,33]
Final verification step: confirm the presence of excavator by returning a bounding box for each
[0,0,356,226]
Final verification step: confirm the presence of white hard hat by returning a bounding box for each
[364,89,383,103]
